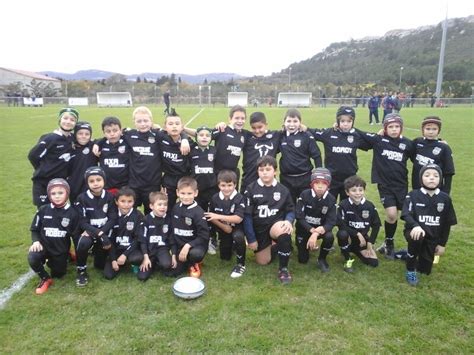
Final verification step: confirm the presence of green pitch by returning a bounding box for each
[0,104,472,352]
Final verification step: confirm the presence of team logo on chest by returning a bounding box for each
[273,192,281,201]
[208,154,214,161]
[126,222,134,231]
[163,224,169,233]
[83,147,90,155]
[148,137,155,144]
[437,203,444,212]
[294,140,301,148]
[362,210,370,219]
[185,217,192,226]
[399,143,406,151]
[103,204,108,213]
[61,218,70,227]
[347,135,354,144]
[322,206,328,215]
[432,147,441,156]
[118,145,126,154]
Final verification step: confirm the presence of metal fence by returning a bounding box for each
[0,96,472,107]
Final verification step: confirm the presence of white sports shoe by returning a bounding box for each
[230,264,246,278]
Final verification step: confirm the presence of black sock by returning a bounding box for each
[277,234,292,270]
[385,221,397,246]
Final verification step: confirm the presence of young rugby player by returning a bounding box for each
[279,108,322,203]
[243,156,295,284]
[336,176,381,272]
[411,116,455,194]
[169,177,209,278]
[206,170,247,278]
[401,164,457,286]
[28,178,80,294]
[295,168,336,273]
[103,187,144,280]
[28,108,78,207]
[68,121,98,202]
[74,167,117,287]
[361,113,414,259]
[138,191,174,281]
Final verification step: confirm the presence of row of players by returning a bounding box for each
[29,156,456,294]
[27,105,456,291]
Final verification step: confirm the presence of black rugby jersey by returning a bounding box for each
[296,189,337,233]
[279,130,322,176]
[158,132,190,185]
[189,144,217,191]
[209,190,246,225]
[310,128,370,182]
[109,208,144,260]
[31,203,80,256]
[244,178,294,235]
[242,130,281,189]
[401,188,457,246]
[28,130,74,181]
[411,138,455,190]
[361,133,414,188]
[140,212,171,256]
[68,141,98,200]
[170,202,209,254]
[337,197,381,244]
[75,190,118,239]
[212,126,245,172]
[99,138,130,189]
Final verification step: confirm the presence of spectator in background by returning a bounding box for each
[368,92,380,125]
[163,90,171,115]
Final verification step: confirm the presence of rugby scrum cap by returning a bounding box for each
[84,166,106,182]
[58,107,79,120]
[311,167,332,186]
[74,121,92,136]
[383,113,403,132]
[421,116,442,132]
[419,163,442,189]
[336,106,355,126]
[196,125,212,134]
[47,178,70,207]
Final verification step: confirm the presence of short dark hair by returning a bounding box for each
[149,191,168,205]
[344,175,366,191]
[229,105,246,118]
[256,155,277,170]
[166,107,179,118]
[284,108,301,121]
[250,112,267,125]
[217,170,237,184]
[116,186,136,201]
[177,176,198,191]
[102,116,122,130]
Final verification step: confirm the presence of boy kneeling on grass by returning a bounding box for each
[28,179,80,294]
[401,164,457,286]
[336,175,381,273]
[243,155,295,284]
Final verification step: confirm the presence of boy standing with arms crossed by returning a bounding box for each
[244,156,295,284]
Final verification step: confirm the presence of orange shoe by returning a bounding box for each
[35,278,53,295]
[189,263,202,278]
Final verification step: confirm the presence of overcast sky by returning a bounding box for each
[2,0,472,76]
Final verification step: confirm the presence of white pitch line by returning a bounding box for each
[0,270,35,310]
[185,108,205,126]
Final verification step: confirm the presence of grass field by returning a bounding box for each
[0,104,473,353]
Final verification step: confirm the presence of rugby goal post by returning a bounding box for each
[277,92,312,107]
[227,92,248,107]
[97,92,132,107]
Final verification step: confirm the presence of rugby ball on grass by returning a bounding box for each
[172,277,206,299]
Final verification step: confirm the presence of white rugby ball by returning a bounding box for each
[172,277,206,299]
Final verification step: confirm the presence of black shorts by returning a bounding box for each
[254,226,273,253]
[377,184,407,210]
